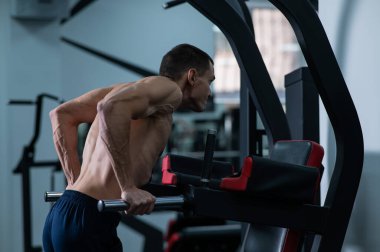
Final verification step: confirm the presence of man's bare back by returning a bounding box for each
[43,44,214,252]
[69,78,178,200]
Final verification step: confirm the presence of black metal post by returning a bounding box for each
[21,148,33,252]
[285,67,319,143]
[200,129,217,187]
[310,0,318,11]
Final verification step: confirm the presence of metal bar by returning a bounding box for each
[98,196,185,212]
[162,0,186,9]
[44,183,183,202]
[168,150,240,159]
[310,0,318,10]
[22,162,32,252]
[200,129,217,186]
[29,94,60,147]
[31,161,61,168]
[61,0,97,25]
[45,192,185,212]
[285,67,319,142]
[44,192,63,202]
[61,37,157,77]
[8,100,34,105]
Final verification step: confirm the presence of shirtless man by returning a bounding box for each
[42,44,215,251]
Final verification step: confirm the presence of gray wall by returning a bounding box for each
[1,0,62,251]
[0,0,10,250]
[60,0,214,99]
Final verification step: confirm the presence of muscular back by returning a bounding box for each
[69,77,181,200]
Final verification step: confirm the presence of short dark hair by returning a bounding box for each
[159,44,214,81]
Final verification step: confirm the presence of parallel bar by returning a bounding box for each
[97,196,185,212]
[44,192,63,202]
[44,183,182,202]
[45,192,185,212]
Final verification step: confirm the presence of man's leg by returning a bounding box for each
[48,190,122,252]
[42,207,55,252]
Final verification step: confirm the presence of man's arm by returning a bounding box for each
[50,86,114,186]
[97,80,181,214]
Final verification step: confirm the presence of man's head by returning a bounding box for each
[159,44,215,112]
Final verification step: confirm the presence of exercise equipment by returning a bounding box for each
[45,130,232,252]
[163,0,363,251]
[162,141,322,203]
[44,192,185,211]
[45,130,219,207]
[98,140,323,252]
[90,140,322,208]
[9,93,63,252]
[98,196,185,212]
[45,132,324,252]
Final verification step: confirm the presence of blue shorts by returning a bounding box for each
[43,190,122,252]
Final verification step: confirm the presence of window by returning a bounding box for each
[213,1,305,104]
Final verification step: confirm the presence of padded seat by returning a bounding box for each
[162,140,324,252]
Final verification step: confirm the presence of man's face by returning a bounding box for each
[190,61,215,112]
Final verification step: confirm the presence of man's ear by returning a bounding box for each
[187,68,197,86]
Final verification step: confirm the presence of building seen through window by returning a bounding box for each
[213,3,305,104]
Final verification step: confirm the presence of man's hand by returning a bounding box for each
[121,188,156,215]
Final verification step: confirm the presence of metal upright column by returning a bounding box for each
[285,67,319,143]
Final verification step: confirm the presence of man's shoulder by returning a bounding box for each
[110,77,181,103]
[142,77,182,111]
[141,76,177,86]
[114,76,177,89]
[141,76,181,96]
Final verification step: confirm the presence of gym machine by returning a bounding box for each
[9,94,63,252]
[161,0,363,251]
[163,0,316,251]
[46,130,324,252]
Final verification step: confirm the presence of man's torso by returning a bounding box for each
[69,79,178,199]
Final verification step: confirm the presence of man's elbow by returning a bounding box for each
[49,105,75,125]
[49,105,64,121]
